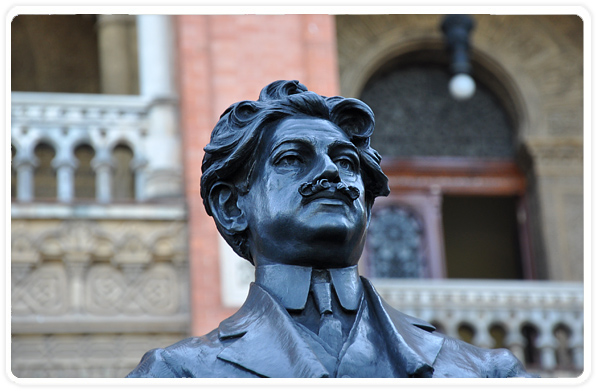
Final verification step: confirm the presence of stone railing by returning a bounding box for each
[372,278,584,377]
[11,92,153,203]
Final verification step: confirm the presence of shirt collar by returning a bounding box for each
[254,264,363,312]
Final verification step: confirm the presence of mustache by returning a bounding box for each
[298,178,360,202]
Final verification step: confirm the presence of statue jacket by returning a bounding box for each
[127,277,532,378]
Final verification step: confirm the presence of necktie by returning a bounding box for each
[311,270,344,353]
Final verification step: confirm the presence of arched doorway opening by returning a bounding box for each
[361,49,536,280]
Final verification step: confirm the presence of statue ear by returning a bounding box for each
[208,182,248,233]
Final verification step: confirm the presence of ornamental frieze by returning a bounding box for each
[11,219,188,318]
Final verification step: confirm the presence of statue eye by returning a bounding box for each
[335,156,358,172]
[276,153,303,167]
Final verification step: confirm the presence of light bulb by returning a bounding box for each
[448,73,476,101]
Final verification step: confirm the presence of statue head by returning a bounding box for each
[200,80,389,267]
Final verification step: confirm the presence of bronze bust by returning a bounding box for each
[127,80,532,378]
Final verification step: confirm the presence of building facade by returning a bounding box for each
[10,13,584,378]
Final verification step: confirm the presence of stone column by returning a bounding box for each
[569,320,584,371]
[91,151,114,204]
[13,156,37,202]
[472,319,495,349]
[505,322,527,364]
[137,15,175,99]
[536,321,557,371]
[97,15,138,95]
[136,15,182,200]
[130,156,148,202]
[52,157,78,203]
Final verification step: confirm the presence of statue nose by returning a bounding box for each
[315,155,341,183]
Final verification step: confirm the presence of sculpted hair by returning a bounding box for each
[200,80,390,262]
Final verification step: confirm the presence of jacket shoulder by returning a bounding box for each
[433,332,534,378]
[482,344,535,378]
[127,347,177,378]
[127,331,224,378]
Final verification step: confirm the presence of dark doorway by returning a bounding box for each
[442,195,523,279]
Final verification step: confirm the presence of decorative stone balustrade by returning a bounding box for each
[10,92,178,203]
[372,278,584,377]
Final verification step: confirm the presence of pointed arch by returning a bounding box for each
[111,143,135,201]
[33,141,56,200]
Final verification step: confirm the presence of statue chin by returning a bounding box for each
[281,226,364,267]
[291,234,366,269]
[250,230,364,269]
[247,211,367,269]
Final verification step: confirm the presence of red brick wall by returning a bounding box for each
[175,15,340,335]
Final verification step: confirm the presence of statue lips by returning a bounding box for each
[303,188,353,207]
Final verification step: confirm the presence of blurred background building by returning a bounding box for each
[10,13,584,378]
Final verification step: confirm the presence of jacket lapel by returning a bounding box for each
[217,283,329,378]
[217,279,444,378]
[360,278,444,377]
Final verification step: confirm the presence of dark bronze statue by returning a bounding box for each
[127,80,533,378]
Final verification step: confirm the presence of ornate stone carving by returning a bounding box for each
[85,262,180,315]
[136,263,180,315]
[85,264,126,314]
[11,219,188,318]
[11,333,186,378]
[11,217,189,377]
[12,262,69,316]
[366,205,426,278]
[113,234,153,265]
[11,232,41,265]
[38,220,113,262]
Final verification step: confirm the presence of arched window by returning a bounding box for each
[361,62,516,158]
[361,50,532,280]
[457,323,476,344]
[366,204,426,278]
[489,323,508,349]
[112,144,135,201]
[33,142,56,200]
[74,144,96,200]
[521,323,540,368]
